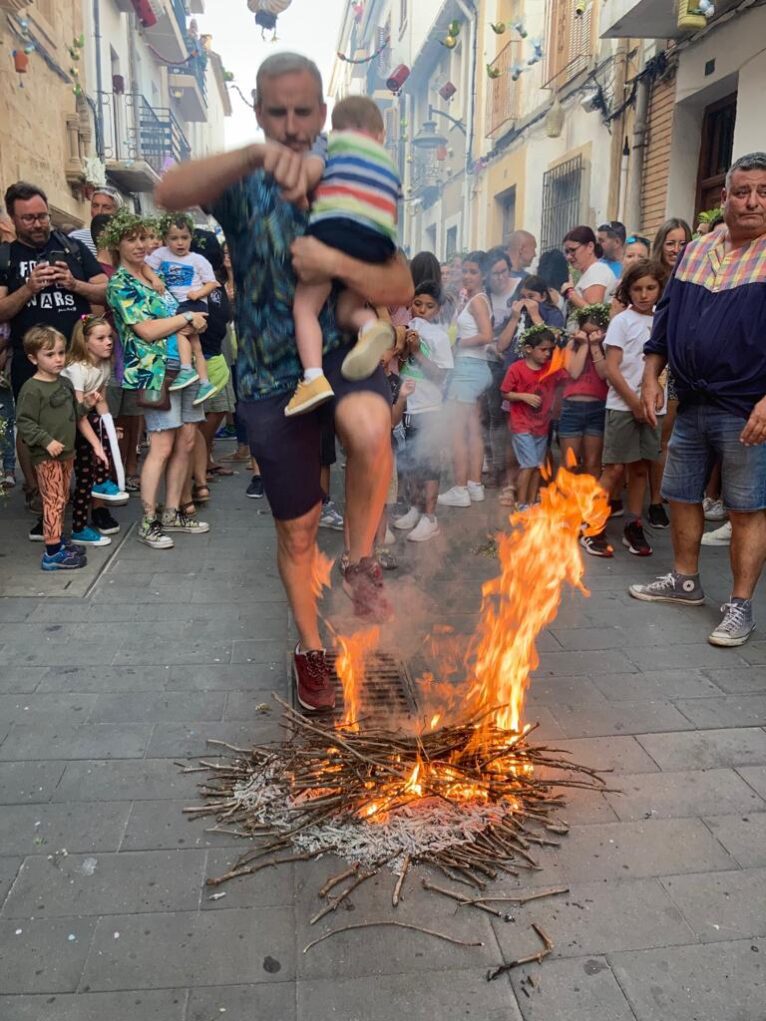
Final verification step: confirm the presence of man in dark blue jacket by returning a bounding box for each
[630,152,766,647]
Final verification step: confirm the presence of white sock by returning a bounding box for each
[303,368,323,383]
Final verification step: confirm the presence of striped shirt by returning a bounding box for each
[310,130,400,242]
[645,229,766,416]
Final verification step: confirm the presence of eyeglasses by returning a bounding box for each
[18,212,51,225]
[490,268,510,277]
[563,244,582,256]
[626,235,650,247]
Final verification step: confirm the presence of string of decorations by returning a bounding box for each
[337,35,390,64]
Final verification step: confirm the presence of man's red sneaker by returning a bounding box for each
[293,645,336,712]
[342,556,394,622]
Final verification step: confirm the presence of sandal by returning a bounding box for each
[180,501,197,517]
[221,450,251,463]
[192,484,211,503]
[125,475,141,494]
[375,546,398,571]
[208,464,234,477]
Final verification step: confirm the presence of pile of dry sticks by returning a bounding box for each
[183,695,611,980]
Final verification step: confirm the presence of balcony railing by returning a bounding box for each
[98,91,191,179]
[486,41,522,138]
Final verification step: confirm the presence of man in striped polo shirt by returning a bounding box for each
[630,152,766,647]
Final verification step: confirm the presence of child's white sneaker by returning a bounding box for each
[467,481,485,503]
[407,514,440,542]
[340,320,395,381]
[394,506,421,530]
[438,486,471,508]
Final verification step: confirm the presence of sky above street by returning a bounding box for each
[194,0,347,148]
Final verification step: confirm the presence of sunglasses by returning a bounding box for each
[626,235,650,247]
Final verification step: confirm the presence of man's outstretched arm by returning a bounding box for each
[155,143,309,212]
[291,238,414,309]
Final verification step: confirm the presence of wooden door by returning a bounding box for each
[695,92,737,217]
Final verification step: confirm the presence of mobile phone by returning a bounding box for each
[45,250,68,289]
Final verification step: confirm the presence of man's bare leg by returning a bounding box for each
[670,500,705,576]
[729,510,766,600]
[276,503,323,650]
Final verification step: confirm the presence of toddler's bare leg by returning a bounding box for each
[294,282,332,376]
[189,335,210,383]
[336,288,376,334]
[176,333,193,366]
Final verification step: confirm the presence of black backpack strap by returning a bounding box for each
[52,230,84,265]
[0,242,10,276]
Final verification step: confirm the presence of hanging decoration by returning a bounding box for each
[487,20,528,38]
[440,17,461,49]
[338,35,390,64]
[11,15,34,88]
[248,0,292,40]
[352,2,365,21]
[67,34,85,98]
[676,0,708,29]
[527,39,544,66]
[575,0,588,15]
[490,22,506,34]
[385,63,410,94]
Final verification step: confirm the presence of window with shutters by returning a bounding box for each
[377,21,391,75]
[485,40,523,138]
[540,155,584,254]
[399,0,408,36]
[543,0,595,89]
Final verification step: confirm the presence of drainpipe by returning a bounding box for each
[455,0,477,250]
[93,0,104,158]
[625,68,650,233]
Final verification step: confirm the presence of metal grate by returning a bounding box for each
[540,154,584,255]
[295,651,418,724]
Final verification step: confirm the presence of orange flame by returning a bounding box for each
[404,760,423,797]
[539,343,571,381]
[466,463,608,745]
[335,627,381,731]
[311,547,335,599]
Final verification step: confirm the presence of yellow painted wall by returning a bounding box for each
[480,147,527,247]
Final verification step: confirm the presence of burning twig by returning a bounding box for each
[303,920,484,954]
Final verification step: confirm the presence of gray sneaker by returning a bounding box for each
[708,601,755,647]
[319,500,344,531]
[629,570,705,605]
[161,510,211,534]
[138,517,174,550]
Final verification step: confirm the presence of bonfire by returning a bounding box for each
[186,463,611,977]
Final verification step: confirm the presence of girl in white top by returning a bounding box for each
[62,315,127,545]
[560,226,617,311]
[439,252,494,508]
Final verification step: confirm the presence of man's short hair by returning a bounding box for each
[598,220,626,244]
[331,96,384,134]
[726,152,766,189]
[255,52,323,107]
[91,186,123,210]
[5,181,48,217]
[91,213,113,249]
[507,229,536,252]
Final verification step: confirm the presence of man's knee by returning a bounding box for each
[337,394,390,455]
[276,512,320,560]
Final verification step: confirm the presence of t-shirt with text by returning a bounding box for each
[145,248,216,305]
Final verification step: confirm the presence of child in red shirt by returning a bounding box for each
[501,325,565,509]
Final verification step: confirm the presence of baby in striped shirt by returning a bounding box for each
[285,96,402,417]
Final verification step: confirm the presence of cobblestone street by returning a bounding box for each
[1,465,765,1020]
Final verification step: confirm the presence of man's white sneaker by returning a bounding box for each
[467,481,485,503]
[701,520,732,546]
[394,506,421,530]
[407,515,440,542]
[703,497,728,522]
[437,486,471,508]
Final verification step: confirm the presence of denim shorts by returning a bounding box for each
[143,383,205,433]
[512,432,548,469]
[662,403,766,511]
[558,398,606,438]
[447,357,492,404]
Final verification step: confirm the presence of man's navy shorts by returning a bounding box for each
[239,342,390,521]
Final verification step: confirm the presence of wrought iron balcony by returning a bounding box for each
[98,91,191,193]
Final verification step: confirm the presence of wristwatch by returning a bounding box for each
[183,311,194,324]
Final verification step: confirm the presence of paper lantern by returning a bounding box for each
[13,50,29,74]
[439,81,456,101]
[386,63,410,94]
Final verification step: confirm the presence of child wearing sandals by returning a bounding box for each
[581,259,668,559]
[62,315,128,547]
[285,95,402,417]
[15,326,101,571]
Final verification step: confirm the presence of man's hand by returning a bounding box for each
[629,394,646,423]
[46,439,64,457]
[27,263,54,295]
[640,376,663,428]
[740,396,766,446]
[262,143,309,209]
[50,262,77,293]
[291,236,337,285]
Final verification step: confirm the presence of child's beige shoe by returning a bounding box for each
[341,320,396,381]
[284,375,334,417]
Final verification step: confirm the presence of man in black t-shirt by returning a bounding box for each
[0,181,107,495]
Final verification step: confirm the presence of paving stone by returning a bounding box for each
[0,640,118,667]
[702,664,766,694]
[224,690,294,721]
[0,599,40,622]
[493,878,694,960]
[120,801,244,852]
[147,720,287,758]
[87,692,225,724]
[0,623,83,643]
[81,908,296,989]
[604,768,764,821]
[231,639,292,664]
[0,723,152,761]
[545,736,660,774]
[0,917,96,993]
[0,990,187,1021]
[36,665,169,693]
[0,857,21,906]
[736,642,766,665]
[624,642,750,671]
[167,662,288,691]
[549,700,693,738]
[637,728,766,770]
[112,640,233,667]
[590,669,723,701]
[53,758,195,803]
[673,695,766,729]
[526,676,609,707]
[191,582,287,604]
[0,802,130,855]
[187,984,296,1021]
[533,650,638,677]
[661,867,766,943]
[548,627,631,651]
[509,956,635,1021]
[0,667,46,694]
[2,850,207,918]
[202,850,296,909]
[737,764,766,800]
[0,693,97,725]
[704,813,766,868]
[296,969,520,1021]
[0,761,66,803]
[610,939,766,1021]
[95,580,196,604]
